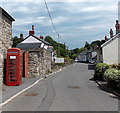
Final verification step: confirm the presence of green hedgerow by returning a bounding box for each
[104,68,120,82]
[94,63,109,80]
[104,68,120,88]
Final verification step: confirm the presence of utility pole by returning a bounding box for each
[64,42,66,56]
[58,34,60,56]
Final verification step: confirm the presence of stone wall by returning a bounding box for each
[0,10,12,87]
[27,48,51,78]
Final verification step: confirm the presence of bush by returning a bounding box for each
[94,63,109,80]
[55,63,65,67]
[104,68,120,88]
[109,64,120,70]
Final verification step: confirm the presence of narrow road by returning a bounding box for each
[2,63,119,111]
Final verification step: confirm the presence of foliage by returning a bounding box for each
[69,47,85,59]
[91,40,102,47]
[84,42,90,50]
[44,36,67,57]
[109,64,120,70]
[12,36,23,47]
[104,68,120,81]
[104,68,120,88]
[94,63,109,80]
[55,63,65,67]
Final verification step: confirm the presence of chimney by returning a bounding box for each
[109,29,113,38]
[40,35,44,40]
[32,25,34,31]
[20,33,23,39]
[104,36,108,42]
[115,20,120,34]
[29,25,35,35]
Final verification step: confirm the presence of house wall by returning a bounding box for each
[118,1,120,24]
[0,10,12,87]
[102,37,118,64]
[95,49,103,63]
[118,37,120,63]
[28,48,51,78]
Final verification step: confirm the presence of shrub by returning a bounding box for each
[55,63,65,67]
[94,63,109,80]
[104,68,120,88]
[110,64,120,70]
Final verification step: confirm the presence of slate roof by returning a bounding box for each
[79,49,93,55]
[16,43,42,49]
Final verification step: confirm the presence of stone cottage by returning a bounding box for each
[0,7,15,86]
[17,25,52,78]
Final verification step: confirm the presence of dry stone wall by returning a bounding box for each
[27,48,51,78]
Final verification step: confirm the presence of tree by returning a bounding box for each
[44,36,67,57]
[12,36,23,47]
[84,42,90,50]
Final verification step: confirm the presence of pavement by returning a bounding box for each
[2,63,119,111]
[96,80,120,97]
[2,78,40,103]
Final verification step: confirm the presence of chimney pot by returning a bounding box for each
[40,36,44,39]
[104,36,108,41]
[32,25,34,31]
[20,33,23,39]
[109,29,113,38]
[29,25,35,35]
[115,20,120,34]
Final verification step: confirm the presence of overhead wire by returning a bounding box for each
[43,0,68,54]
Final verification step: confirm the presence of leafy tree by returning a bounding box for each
[84,42,90,50]
[91,40,102,47]
[44,36,67,57]
[12,36,23,47]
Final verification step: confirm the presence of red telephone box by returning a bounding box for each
[6,48,22,86]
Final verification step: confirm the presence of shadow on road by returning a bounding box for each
[97,84,120,100]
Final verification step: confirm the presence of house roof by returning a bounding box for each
[101,33,120,48]
[79,49,93,55]
[22,34,51,46]
[16,43,42,50]
[0,7,15,21]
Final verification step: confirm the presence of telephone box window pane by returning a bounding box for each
[10,56,16,59]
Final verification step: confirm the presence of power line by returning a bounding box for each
[43,0,62,55]
[43,0,60,37]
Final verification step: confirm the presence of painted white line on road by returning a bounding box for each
[1,68,63,106]
[46,69,62,77]
[0,78,44,107]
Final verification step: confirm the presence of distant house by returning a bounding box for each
[94,47,103,63]
[76,49,97,63]
[0,7,15,86]
[101,33,120,64]
[17,25,53,78]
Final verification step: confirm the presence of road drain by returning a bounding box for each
[68,86,80,89]
[25,93,39,96]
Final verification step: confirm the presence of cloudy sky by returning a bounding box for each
[0,0,120,49]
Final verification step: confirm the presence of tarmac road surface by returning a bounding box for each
[2,63,119,111]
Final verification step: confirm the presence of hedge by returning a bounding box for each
[94,63,109,80]
[104,68,120,88]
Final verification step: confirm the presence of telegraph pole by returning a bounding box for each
[58,34,60,56]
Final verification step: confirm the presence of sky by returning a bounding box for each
[0,0,120,49]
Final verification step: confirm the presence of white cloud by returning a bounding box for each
[0,0,120,2]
